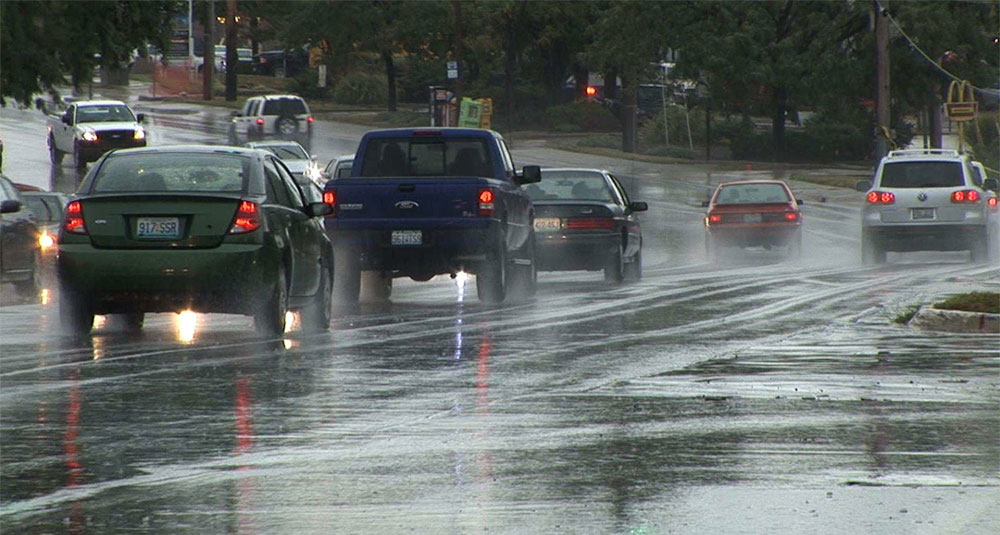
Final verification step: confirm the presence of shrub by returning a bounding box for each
[287,68,330,100]
[544,101,619,132]
[333,72,386,106]
[642,145,696,159]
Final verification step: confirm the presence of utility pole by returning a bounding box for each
[203,0,215,100]
[874,0,890,160]
[452,0,464,127]
[225,0,237,102]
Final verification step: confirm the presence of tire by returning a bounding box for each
[624,247,642,282]
[60,287,94,336]
[604,239,625,283]
[300,263,332,332]
[361,271,393,302]
[49,136,64,165]
[14,253,41,300]
[477,234,507,304]
[861,231,886,265]
[507,233,537,301]
[332,246,361,308]
[276,116,298,135]
[254,265,288,337]
[73,142,87,169]
[109,312,145,332]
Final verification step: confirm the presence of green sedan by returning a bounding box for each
[58,145,334,336]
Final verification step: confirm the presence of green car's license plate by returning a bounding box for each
[136,217,180,238]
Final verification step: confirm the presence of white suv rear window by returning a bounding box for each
[880,161,964,188]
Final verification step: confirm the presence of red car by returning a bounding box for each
[703,180,803,259]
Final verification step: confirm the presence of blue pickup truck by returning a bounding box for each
[323,128,541,304]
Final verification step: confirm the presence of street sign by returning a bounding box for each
[945,102,977,122]
[447,61,458,80]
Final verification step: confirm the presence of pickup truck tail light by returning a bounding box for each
[478,188,495,216]
[866,191,895,204]
[228,200,261,234]
[306,116,315,124]
[951,190,980,203]
[566,217,615,230]
[255,118,265,127]
[63,201,87,234]
[323,189,337,218]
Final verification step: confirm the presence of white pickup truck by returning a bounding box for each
[47,100,147,168]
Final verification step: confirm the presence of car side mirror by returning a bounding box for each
[231,111,241,117]
[305,202,333,218]
[0,200,22,214]
[796,199,805,205]
[984,178,998,191]
[629,201,648,212]
[701,200,710,208]
[136,113,145,123]
[855,179,872,192]
[61,114,72,125]
[518,165,541,185]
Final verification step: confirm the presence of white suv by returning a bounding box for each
[856,149,999,264]
[228,94,314,150]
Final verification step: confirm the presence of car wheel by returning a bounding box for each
[73,142,87,169]
[14,253,41,300]
[361,271,393,302]
[507,233,537,301]
[60,287,94,336]
[254,265,288,336]
[49,136,64,165]
[332,246,361,308]
[276,116,298,135]
[604,240,625,283]
[861,231,885,265]
[300,262,332,332]
[109,312,145,331]
[477,234,507,304]
[624,247,643,282]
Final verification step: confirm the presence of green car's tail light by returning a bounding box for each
[63,201,87,234]
[228,200,261,234]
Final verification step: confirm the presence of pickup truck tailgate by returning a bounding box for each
[329,178,494,227]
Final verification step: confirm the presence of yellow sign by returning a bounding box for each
[945,80,977,122]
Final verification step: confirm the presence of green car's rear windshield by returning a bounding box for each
[880,161,964,188]
[529,171,614,202]
[360,138,494,178]
[714,183,791,204]
[92,154,248,193]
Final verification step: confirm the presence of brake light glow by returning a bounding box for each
[322,189,337,217]
[707,214,723,224]
[228,200,261,234]
[306,116,315,123]
[478,188,495,216]
[255,118,265,126]
[951,190,981,203]
[566,217,615,230]
[866,191,895,204]
[784,212,799,221]
[63,201,87,234]
[989,197,998,209]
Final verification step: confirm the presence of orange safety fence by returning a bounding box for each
[152,63,201,98]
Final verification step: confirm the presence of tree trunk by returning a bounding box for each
[604,68,619,102]
[452,0,464,125]
[573,66,588,101]
[503,14,516,130]
[771,85,787,160]
[225,0,237,102]
[382,49,397,112]
[621,75,637,154]
[928,84,943,148]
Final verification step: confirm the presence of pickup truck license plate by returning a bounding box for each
[136,217,180,238]
[391,230,422,246]
[534,218,561,232]
[911,208,935,220]
[743,213,762,223]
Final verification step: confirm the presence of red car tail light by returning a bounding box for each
[566,217,615,230]
[784,211,800,221]
[228,200,261,234]
[322,189,337,217]
[63,201,87,234]
[478,188,495,216]
[707,214,723,224]
[866,191,895,204]
[951,190,980,203]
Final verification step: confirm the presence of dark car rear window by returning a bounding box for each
[262,98,307,116]
[529,171,614,202]
[880,161,964,188]
[360,138,493,178]
[92,153,249,193]
[714,183,791,204]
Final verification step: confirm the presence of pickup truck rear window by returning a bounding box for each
[880,161,964,188]
[360,138,493,178]
[92,153,249,193]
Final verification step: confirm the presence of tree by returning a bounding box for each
[1,1,178,106]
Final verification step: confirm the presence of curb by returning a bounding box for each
[907,306,1000,333]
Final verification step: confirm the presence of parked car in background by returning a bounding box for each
[46,100,147,169]
[323,155,354,180]
[252,48,308,78]
[57,145,334,336]
[195,45,253,73]
[856,149,999,264]
[19,189,69,271]
[228,94,314,151]
[526,168,646,282]
[703,180,804,260]
[0,175,41,298]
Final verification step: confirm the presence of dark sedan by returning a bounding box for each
[526,168,646,282]
[702,179,803,260]
[0,175,41,298]
[58,146,335,336]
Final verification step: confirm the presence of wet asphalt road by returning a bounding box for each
[1,94,999,534]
